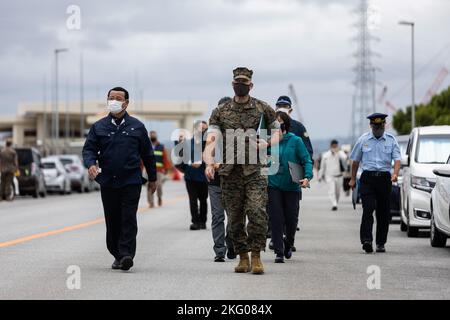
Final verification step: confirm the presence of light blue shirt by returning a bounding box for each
[350,132,401,172]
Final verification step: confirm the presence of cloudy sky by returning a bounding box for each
[1,0,449,140]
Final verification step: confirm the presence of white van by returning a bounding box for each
[401,126,450,237]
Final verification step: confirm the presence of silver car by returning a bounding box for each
[430,156,450,247]
[42,157,72,195]
[58,155,91,193]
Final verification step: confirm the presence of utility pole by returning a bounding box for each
[399,21,416,129]
[43,76,48,156]
[65,78,70,150]
[352,0,379,140]
[53,48,69,154]
[80,52,85,139]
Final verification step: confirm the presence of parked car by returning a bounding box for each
[401,126,450,237]
[42,157,72,195]
[390,135,409,218]
[430,156,450,247]
[57,155,91,193]
[15,148,47,198]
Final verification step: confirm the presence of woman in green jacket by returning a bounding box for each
[268,112,313,263]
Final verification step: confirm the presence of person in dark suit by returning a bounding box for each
[82,87,157,271]
[175,121,209,231]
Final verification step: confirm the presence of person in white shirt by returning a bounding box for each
[318,140,348,211]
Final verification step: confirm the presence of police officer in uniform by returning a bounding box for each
[83,87,157,271]
[205,67,281,274]
[0,139,18,201]
[349,113,401,253]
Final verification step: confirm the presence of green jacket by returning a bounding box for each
[268,132,313,192]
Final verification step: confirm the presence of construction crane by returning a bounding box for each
[288,84,302,122]
[422,67,449,105]
[378,85,388,106]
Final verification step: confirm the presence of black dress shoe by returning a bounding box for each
[362,242,374,253]
[332,206,338,211]
[226,248,236,260]
[199,223,207,230]
[111,259,122,270]
[190,223,200,230]
[291,246,297,252]
[120,256,134,271]
[283,239,292,259]
[376,245,386,253]
[275,255,285,263]
[214,256,225,262]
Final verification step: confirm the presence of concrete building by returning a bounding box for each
[0,100,208,154]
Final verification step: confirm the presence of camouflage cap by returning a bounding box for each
[233,67,253,84]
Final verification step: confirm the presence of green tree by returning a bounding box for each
[393,85,450,135]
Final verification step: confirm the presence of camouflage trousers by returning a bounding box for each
[221,166,268,254]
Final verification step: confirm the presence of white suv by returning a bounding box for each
[401,126,450,237]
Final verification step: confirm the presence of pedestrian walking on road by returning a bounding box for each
[207,97,235,263]
[148,131,172,208]
[0,139,18,201]
[205,67,281,275]
[275,96,313,161]
[349,113,401,254]
[274,95,313,245]
[82,87,157,271]
[267,112,313,263]
[176,121,209,231]
[318,140,348,211]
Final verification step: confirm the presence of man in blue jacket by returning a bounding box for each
[83,87,157,271]
[175,121,209,231]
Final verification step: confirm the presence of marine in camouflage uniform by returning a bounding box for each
[206,67,280,274]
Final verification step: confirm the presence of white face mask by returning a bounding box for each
[107,100,124,114]
[276,108,291,115]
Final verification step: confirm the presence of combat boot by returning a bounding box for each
[251,251,264,274]
[234,253,251,273]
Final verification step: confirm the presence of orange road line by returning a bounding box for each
[0,195,187,249]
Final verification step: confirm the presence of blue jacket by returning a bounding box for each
[82,112,157,188]
[269,132,313,192]
[289,119,314,160]
[176,138,207,183]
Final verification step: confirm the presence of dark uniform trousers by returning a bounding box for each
[100,184,142,260]
[359,171,392,246]
[0,172,14,200]
[185,180,209,224]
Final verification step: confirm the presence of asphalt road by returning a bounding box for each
[1,180,449,300]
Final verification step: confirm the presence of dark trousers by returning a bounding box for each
[359,172,392,246]
[268,187,300,256]
[0,172,14,200]
[100,184,142,260]
[185,180,208,224]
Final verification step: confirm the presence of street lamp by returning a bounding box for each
[53,48,69,153]
[399,21,415,130]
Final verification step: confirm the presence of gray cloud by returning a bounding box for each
[1,0,449,140]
